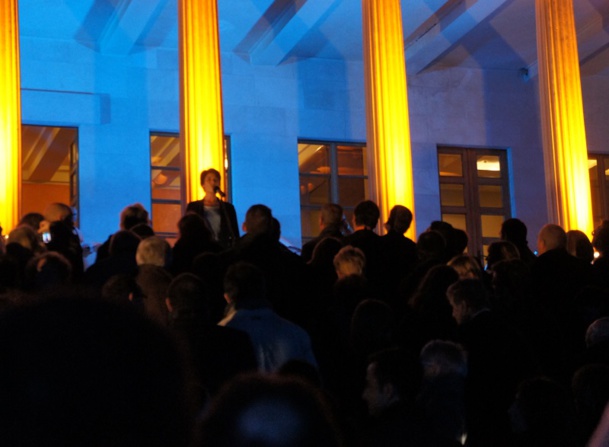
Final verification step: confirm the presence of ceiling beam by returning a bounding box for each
[98,0,167,54]
[405,0,511,75]
[524,9,609,80]
[234,0,340,65]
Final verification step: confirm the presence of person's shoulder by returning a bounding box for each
[186,200,203,213]
[220,201,236,210]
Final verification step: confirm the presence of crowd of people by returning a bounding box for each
[1,171,609,446]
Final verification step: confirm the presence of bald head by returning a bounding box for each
[44,203,73,224]
[537,224,567,255]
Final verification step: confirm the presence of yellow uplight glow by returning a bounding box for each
[0,0,21,233]
[178,0,225,204]
[362,0,416,239]
[536,0,593,236]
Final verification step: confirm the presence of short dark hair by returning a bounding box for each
[501,218,528,244]
[200,168,221,185]
[244,204,273,236]
[101,274,143,307]
[417,230,446,260]
[385,205,413,234]
[200,374,342,447]
[353,200,380,229]
[167,273,208,321]
[109,230,141,257]
[24,251,72,290]
[120,203,149,230]
[178,213,212,241]
[224,262,266,305]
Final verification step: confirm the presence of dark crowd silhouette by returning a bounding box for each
[2,194,609,447]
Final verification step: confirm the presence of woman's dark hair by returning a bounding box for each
[200,168,221,185]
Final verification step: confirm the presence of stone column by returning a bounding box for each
[362,0,416,238]
[0,0,21,232]
[178,0,225,205]
[536,0,593,234]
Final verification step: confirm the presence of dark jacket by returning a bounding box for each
[186,200,240,250]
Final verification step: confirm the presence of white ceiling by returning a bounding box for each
[17,0,609,76]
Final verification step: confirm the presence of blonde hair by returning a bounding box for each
[333,245,366,278]
[448,254,483,280]
[136,236,171,267]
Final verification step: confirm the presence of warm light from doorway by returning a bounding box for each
[0,0,21,233]
[178,0,225,205]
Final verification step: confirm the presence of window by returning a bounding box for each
[437,146,511,258]
[588,154,609,225]
[150,133,231,242]
[298,140,368,245]
[21,125,79,223]
[150,133,181,241]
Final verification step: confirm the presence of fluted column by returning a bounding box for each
[536,0,593,234]
[0,0,21,233]
[362,0,416,238]
[178,0,225,205]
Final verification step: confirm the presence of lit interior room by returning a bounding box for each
[2,0,609,258]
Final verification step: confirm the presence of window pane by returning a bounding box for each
[481,214,504,238]
[70,172,78,199]
[442,213,467,231]
[339,177,368,207]
[337,145,366,176]
[300,208,320,241]
[21,125,77,218]
[479,185,503,208]
[589,158,598,182]
[603,157,609,180]
[438,154,463,177]
[152,203,181,234]
[440,184,465,207]
[591,185,601,223]
[151,169,181,201]
[151,135,180,168]
[477,155,501,178]
[298,143,331,174]
[300,175,330,205]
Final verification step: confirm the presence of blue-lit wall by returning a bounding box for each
[18,28,609,250]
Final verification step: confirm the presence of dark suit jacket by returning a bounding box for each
[300,224,343,263]
[186,200,240,249]
[343,229,385,295]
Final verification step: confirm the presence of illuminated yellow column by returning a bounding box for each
[178,0,224,205]
[536,0,593,235]
[362,0,416,238]
[0,0,21,233]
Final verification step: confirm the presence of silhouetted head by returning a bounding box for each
[119,203,149,231]
[200,374,342,447]
[244,204,273,236]
[353,200,380,229]
[501,218,528,245]
[384,205,413,234]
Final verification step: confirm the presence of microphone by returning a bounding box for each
[214,186,226,197]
